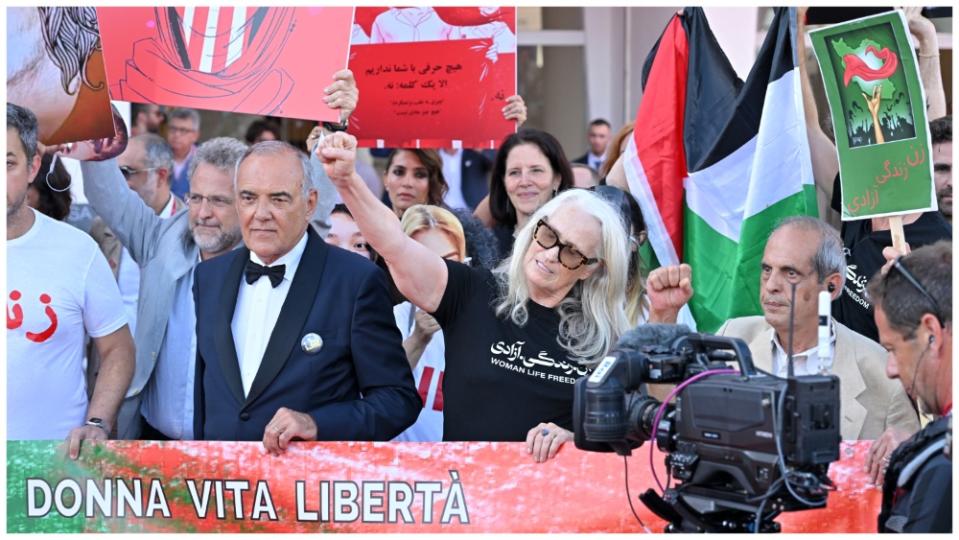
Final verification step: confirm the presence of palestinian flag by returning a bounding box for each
[624,7,817,332]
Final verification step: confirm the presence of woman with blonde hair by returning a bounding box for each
[318,131,673,461]
[393,205,467,441]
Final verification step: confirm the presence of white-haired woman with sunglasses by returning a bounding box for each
[318,132,638,461]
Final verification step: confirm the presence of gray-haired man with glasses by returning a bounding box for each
[87,133,185,400]
[82,130,249,440]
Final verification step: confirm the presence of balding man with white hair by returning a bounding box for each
[715,217,918,442]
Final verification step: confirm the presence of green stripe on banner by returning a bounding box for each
[685,185,818,333]
[8,440,89,533]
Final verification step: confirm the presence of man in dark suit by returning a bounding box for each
[573,118,611,172]
[193,140,420,452]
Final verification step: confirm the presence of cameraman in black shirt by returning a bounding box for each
[868,241,951,533]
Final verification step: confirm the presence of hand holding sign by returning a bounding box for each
[323,69,359,123]
[263,407,317,456]
[501,94,527,126]
[810,10,937,220]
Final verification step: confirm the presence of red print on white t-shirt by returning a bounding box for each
[7,290,59,342]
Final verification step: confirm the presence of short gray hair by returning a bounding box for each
[774,216,846,287]
[235,140,314,197]
[189,137,248,182]
[7,103,39,160]
[135,133,174,175]
[168,107,201,131]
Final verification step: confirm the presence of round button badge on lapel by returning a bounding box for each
[301,333,323,354]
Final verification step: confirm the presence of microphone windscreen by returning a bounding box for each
[616,324,691,351]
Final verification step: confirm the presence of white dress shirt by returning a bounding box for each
[231,232,308,397]
[770,322,837,377]
[586,151,605,172]
[440,148,469,210]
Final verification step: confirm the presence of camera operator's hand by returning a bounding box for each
[526,422,572,463]
[646,264,694,323]
[866,426,913,485]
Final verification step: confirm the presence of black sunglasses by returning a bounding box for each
[533,219,599,270]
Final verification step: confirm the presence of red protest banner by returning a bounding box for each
[348,7,517,149]
[96,7,352,121]
[8,441,881,533]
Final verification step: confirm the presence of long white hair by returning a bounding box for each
[493,189,631,365]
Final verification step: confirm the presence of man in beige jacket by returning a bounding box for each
[651,217,919,475]
[715,218,918,441]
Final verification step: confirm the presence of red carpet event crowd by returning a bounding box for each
[6,6,952,534]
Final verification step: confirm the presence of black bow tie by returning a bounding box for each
[244,260,285,288]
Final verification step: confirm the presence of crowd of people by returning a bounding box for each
[5,6,952,533]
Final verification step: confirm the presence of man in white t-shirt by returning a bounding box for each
[6,103,134,458]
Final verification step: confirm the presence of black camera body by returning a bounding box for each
[573,326,841,532]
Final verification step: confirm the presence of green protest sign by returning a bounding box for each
[810,10,936,220]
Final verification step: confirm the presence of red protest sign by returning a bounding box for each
[97,7,353,122]
[348,7,517,149]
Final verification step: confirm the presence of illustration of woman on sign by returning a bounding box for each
[118,7,296,115]
[832,28,916,148]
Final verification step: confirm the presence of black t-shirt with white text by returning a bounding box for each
[831,174,952,342]
[431,260,591,441]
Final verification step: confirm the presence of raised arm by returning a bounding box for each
[317,132,449,313]
[50,104,171,264]
[604,154,628,190]
[307,69,360,236]
[796,7,840,217]
[80,159,169,264]
[904,6,947,120]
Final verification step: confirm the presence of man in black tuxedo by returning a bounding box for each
[573,118,611,172]
[193,141,420,452]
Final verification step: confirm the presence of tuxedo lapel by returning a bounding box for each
[214,248,248,405]
[245,229,329,406]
